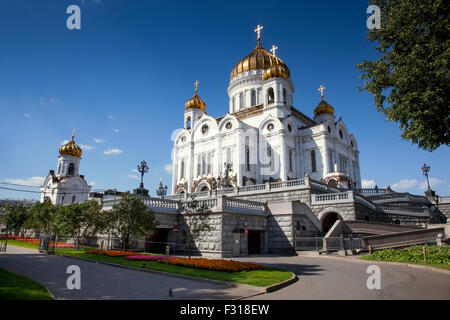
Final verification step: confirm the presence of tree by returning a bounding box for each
[56,201,103,249]
[357,0,449,151]
[109,192,155,251]
[2,204,31,237]
[183,196,214,258]
[26,202,60,235]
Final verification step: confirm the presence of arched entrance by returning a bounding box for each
[321,212,343,233]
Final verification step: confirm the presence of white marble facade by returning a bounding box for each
[171,33,360,195]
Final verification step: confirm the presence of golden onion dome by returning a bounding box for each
[314,98,335,117]
[59,134,82,157]
[262,58,290,81]
[185,80,206,111]
[230,42,290,81]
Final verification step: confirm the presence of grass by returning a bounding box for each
[6,242,293,287]
[0,267,53,300]
[360,245,450,271]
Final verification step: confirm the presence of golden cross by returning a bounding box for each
[254,24,263,41]
[194,80,199,94]
[270,45,278,57]
[72,128,75,139]
[318,85,326,99]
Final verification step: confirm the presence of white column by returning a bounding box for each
[279,133,288,181]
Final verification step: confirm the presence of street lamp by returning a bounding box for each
[137,160,149,189]
[421,163,431,191]
[156,177,168,199]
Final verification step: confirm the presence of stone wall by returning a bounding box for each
[437,203,450,221]
[267,214,296,255]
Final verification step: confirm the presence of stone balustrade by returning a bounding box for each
[311,191,354,205]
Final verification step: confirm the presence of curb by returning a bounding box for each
[51,253,296,295]
[311,254,450,275]
[45,286,56,300]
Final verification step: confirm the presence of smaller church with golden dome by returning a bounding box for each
[171,25,361,194]
[40,130,91,204]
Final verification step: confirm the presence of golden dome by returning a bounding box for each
[185,80,206,111]
[59,135,82,157]
[314,98,335,117]
[262,59,290,80]
[230,42,290,80]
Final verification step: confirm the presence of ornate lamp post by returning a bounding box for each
[137,160,149,189]
[156,178,168,199]
[422,163,435,198]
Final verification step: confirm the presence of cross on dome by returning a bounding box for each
[270,45,278,57]
[72,127,76,139]
[194,80,199,94]
[318,85,326,99]
[254,24,263,42]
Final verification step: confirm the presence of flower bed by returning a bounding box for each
[84,249,141,257]
[126,255,175,261]
[9,237,40,244]
[159,257,265,272]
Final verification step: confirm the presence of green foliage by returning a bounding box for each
[357,0,449,151]
[1,204,31,236]
[109,192,155,251]
[25,202,60,235]
[0,267,53,300]
[368,245,450,265]
[183,196,214,258]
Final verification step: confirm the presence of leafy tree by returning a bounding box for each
[1,204,31,237]
[25,202,60,235]
[357,0,449,151]
[109,192,155,251]
[183,196,214,258]
[56,201,103,249]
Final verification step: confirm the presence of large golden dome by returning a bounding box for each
[59,135,82,157]
[230,42,290,80]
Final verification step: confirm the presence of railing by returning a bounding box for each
[271,179,306,189]
[436,196,450,203]
[378,205,429,216]
[311,192,353,205]
[225,198,266,212]
[143,198,179,209]
[216,188,235,195]
[238,184,266,193]
[355,188,387,195]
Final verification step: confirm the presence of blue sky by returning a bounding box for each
[0,0,448,200]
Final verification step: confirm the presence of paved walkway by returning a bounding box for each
[235,255,450,300]
[0,245,260,300]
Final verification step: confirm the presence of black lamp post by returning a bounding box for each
[422,163,431,191]
[156,178,168,199]
[137,160,149,188]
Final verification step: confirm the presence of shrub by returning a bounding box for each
[370,245,450,265]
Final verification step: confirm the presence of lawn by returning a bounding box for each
[6,242,293,287]
[360,245,450,271]
[0,267,53,300]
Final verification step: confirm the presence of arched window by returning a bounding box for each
[283,88,287,104]
[68,163,75,176]
[72,195,76,203]
[207,153,212,174]
[57,163,61,175]
[251,90,256,106]
[180,160,185,179]
[186,117,191,130]
[267,88,274,104]
[311,150,317,172]
[239,92,244,109]
[289,150,293,172]
[339,129,344,139]
[197,156,201,176]
[245,136,250,171]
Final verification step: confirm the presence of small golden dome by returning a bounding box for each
[314,98,335,117]
[230,42,290,80]
[185,80,206,111]
[59,135,82,157]
[262,59,290,81]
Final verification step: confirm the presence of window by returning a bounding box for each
[197,156,201,176]
[267,88,274,104]
[329,150,334,173]
[283,88,287,104]
[245,136,250,171]
[186,117,191,130]
[207,153,212,174]
[180,160,185,179]
[57,163,61,175]
[202,156,206,175]
[351,141,354,148]
[289,150,293,172]
[327,126,331,134]
[267,145,274,171]
[239,92,244,109]
[68,163,75,175]
[232,97,235,113]
[251,90,256,106]
[339,129,343,139]
[311,150,317,172]
[72,195,76,203]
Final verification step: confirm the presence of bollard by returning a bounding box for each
[423,246,427,264]
[165,245,170,264]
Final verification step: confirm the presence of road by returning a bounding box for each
[236,255,450,300]
[0,245,260,300]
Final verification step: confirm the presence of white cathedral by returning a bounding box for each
[40,131,91,204]
[171,26,361,195]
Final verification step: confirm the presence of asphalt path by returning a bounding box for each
[0,245,260,300]
[235,255,450,300]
